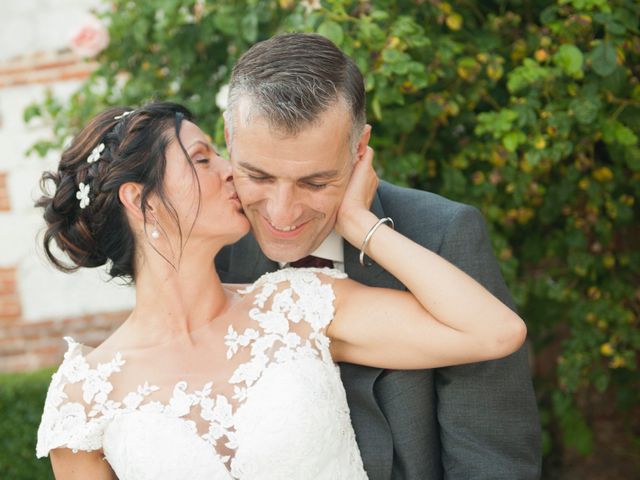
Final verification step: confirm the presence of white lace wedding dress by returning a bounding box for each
[36,268,368,479]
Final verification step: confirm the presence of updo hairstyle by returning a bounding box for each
[37,102,195,281]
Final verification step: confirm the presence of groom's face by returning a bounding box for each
[227,101,359,263]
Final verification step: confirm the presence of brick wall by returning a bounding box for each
[0,51,97,89]
[0,42,132,373]
[0,312,126,373]
[0,172,10,211]
[0,267,21,324]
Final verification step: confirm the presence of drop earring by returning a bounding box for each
[150,221,160,240]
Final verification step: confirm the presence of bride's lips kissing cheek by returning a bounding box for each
[229,190,243,211]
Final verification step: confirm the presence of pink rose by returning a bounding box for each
[69,15,109,58]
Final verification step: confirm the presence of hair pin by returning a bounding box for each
[114,111,133,120]
[76,182,91,209]
[87,143,105,164]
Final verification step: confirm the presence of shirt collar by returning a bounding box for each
[308,229,344,264]
[278,230,344,267]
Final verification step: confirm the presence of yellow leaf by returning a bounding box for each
[592,166,613,182]
[487,63,503,81]
[439,2,452,14]
[610,355,626,369]
[578,178,590,190]
[534,136,546,149]
[600,342,614,356]
[446,13,463,31]
[603,254,615,269]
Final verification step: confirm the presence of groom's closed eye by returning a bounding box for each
[237,161,338,190]
[247,173,273,182]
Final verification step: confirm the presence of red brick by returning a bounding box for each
[0,61,96,88]
[0,172,9,212]
[0,310,128,372]
[0,268,18,295]
[0,337,25,356]
[0,294,21,319]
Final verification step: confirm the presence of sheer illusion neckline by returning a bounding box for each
[91,283,250,355]
[37,268,368,480]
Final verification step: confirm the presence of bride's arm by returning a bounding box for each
[327,148,526,369]
[50,448,117,480]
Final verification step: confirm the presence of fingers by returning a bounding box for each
[361,145,375,165]
[344,147,378,210]
[355,147,378,205]
[335,147,380,243]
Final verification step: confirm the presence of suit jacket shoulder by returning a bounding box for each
[376,180,481,251]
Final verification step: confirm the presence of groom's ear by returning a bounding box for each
[356,124,372,160]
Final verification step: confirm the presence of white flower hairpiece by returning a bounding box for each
[114,111,133,120]
[87,143,105,163]
[76,182,91,209]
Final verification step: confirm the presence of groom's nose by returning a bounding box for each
[266,183,302,226]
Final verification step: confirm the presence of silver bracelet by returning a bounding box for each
[359,217,394,267]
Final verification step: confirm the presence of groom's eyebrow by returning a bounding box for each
[237,161,339,181]
[299,170,340,181]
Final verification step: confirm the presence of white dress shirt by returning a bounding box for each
[280,230,345,272]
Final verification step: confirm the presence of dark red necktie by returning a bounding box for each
[289,255,334,269]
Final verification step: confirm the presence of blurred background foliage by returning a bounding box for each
[23,0,639,476]
[0,369,54,479]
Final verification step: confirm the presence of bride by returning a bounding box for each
[35,102,526,480]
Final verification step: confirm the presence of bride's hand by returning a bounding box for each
[336,146,379,245]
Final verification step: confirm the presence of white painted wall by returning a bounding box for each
[0,0,103,62]
[0,0,135,322]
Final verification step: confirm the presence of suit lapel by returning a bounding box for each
[223,233,278,283]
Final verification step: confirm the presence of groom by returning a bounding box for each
[216,33,541,479]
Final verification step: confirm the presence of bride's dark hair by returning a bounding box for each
[37,102,195,281]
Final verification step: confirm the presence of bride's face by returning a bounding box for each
[152,121,249,250]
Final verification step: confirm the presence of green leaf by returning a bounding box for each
[590,41,617,77]
[593,12,626,35]
[615,123,638,146]
[553,44,584,77]
[507,59,551,93]
[503,131,526,152]
[593,370,609,392]
[624,147,640,171]
[317,20,344,46]
[23,104,42,123]
[241,12,258,43]
[570,97,601,125]
[371,95,382,120]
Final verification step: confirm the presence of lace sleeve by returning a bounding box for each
[36,337,123,458]
[233,268,347,366]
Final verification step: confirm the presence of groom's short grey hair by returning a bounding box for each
[225,33,366,154]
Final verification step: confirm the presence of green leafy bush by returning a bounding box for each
[25,0,639,472]
[0,368,55,479]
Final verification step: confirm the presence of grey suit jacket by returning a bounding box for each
[215,180,541,479]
